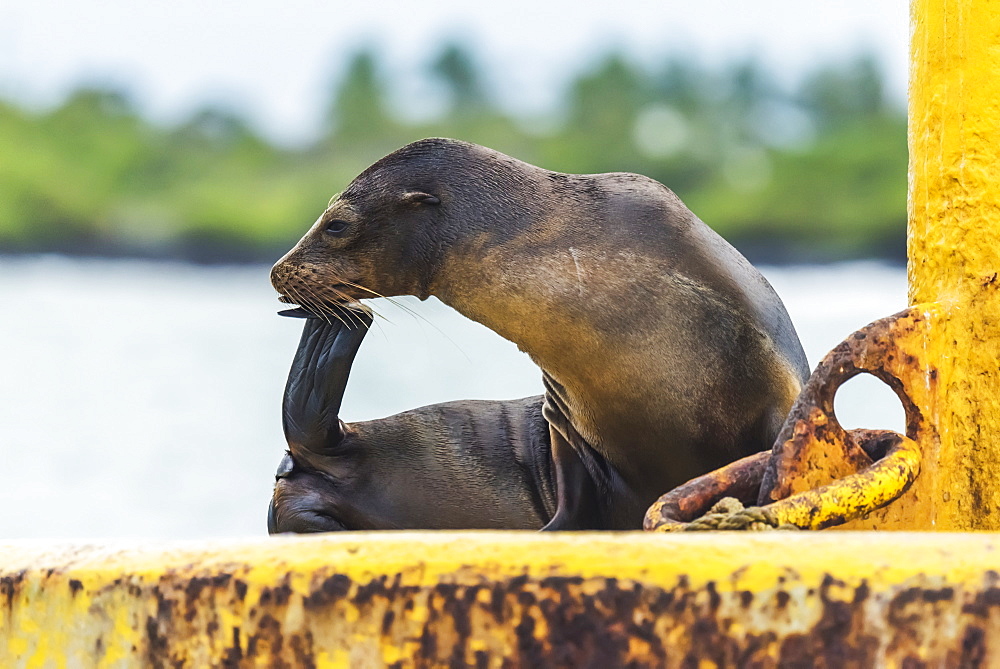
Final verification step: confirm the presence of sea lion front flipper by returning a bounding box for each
[282,308,372,454]
[539,426,602,531]
[540,382,602,531]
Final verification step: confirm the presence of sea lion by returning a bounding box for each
[268,308,556,532]
[268,138,810,531]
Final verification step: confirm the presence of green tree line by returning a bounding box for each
[0,46,906,263]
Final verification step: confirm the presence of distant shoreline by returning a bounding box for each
[0,233,906,268]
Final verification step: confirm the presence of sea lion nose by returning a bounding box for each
[270,243,304,292]
[269,260,288,293]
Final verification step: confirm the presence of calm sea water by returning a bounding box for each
[0,256,907,539]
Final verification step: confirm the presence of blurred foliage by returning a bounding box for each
[0,46,906,262]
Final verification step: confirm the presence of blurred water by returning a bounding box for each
[0,256,907,539]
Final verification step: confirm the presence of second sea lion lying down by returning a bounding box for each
[268,138,810,531]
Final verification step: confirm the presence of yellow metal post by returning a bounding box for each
[900,0,1000,529]
[836,0,1000,531]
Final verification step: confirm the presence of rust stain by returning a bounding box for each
[642,452,769,530]
[5,534,1000,666]
[7,555,1000,667]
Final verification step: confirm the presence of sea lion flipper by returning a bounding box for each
[539,428,602,531]
[540,389,602,531]
[282,310,372,453]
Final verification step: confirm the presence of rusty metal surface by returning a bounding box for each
[645,308,934,533]
[4,532,1000,667]
[759,308,934,506]
[643,453,771,531]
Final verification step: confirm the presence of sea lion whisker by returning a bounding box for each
[291,284,331,319]
[338,281,458,343]
[329,279,471,358]
[294,287,343,326]
[336,291,378,328]
[288,281,358,328]
[305,284,369,329]
[323,288,371,328]
[326,286,358,305]
[315,299,348,328]
[339,281,388,298]
[284,285,310,314]
[368,317,391,343]
[339,282,421,318]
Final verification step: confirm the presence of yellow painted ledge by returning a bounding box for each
[3,532,1000,667]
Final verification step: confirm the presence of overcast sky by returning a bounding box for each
[1,1,909,145]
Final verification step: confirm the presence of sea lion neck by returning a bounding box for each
[431,243,596,362]
[428,202,642,411]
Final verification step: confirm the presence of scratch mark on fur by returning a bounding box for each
[569,247,585,296]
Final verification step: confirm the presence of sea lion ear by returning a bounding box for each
[402,192,440,206]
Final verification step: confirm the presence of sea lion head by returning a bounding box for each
[270,137,508,312]
[268,452,356,533]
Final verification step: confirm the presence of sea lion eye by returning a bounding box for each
[325,219,350,235]
[403,192,440,206]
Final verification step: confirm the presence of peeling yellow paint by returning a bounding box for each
[2,534,1000,666]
